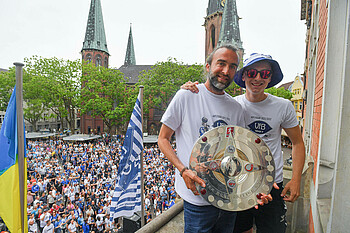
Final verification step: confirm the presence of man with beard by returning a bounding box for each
[158,44,268,232]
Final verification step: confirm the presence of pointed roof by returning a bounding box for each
[82,0,109,54]
[217,0,243,49]
[207,0,224,16]
[124,25,136,66]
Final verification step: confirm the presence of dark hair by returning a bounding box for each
[206,43,239,65]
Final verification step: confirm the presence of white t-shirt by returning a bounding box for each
[68,222,77,232]
[42,223,54,233]
[28,219,38,232]
[234,94,298,183]
[161,84,245,206]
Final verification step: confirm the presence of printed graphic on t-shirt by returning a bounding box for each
[199,117,228,136]
[248,120,272,134]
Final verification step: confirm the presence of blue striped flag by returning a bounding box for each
[111,89,143,218]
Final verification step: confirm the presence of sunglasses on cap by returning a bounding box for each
[245,69,272,79]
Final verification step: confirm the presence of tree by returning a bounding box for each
[0,67,47,131]
[22,74,47,131]
[265,87,293,100]
[138,58,204,117]
[80,62,129,134]
[225,81,244,97]
[24,56,81,132]
[0,68,16,112]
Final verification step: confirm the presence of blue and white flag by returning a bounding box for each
[111,90,143,219]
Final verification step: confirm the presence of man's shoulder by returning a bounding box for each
[267,94,292,105]
[233,94,245,100]
[176,83,206,98]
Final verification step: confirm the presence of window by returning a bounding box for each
[86,53,92,63]
[96,55,102,67]
[211,26,216,49]
[104,57,108,68]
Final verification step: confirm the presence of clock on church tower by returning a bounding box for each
[221,0,226,7]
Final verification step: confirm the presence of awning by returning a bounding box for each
[62,134,101,141]
[143,135,158,144]
[26,132,56,139]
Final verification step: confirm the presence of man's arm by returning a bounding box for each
[158,124,205,195]
[282,125,305,202]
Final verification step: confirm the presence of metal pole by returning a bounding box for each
[139,86,145,227]
[14,62,25,233]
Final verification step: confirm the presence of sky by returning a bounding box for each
[0,0,306,84]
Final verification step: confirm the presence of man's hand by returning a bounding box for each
[181,81,199,93]
[281,179,300,202]
[254,182,279,209]
[182,169,206,195]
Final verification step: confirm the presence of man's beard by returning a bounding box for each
[207,70,232,92]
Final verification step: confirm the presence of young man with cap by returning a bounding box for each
[182,53,305,233]
[158,44,271,233]
[231,53,305,233]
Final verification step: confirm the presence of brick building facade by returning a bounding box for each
[302,0,350,232]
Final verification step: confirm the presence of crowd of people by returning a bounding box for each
[20,134,176,233]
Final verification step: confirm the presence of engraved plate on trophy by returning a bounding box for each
[189,125,275,211]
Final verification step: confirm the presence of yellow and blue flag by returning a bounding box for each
[0,86,27,233]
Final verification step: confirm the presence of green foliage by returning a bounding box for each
[0,68,16,111]
[225,81,244,97]
[265,87,293,100]
[138,58,204,117]
[81,62,130,133]
[22,72,47,131]
[24,56,81,131]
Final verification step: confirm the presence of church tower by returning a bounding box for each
[217,0,244,60]
[204,0,243,61]
[124,24,136,66]
[81,0,109,134]
[204,0,225,59]
[81,0,110,68]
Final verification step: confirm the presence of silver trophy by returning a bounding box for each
[189,125,275,211]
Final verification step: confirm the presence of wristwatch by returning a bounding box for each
[180,167,189,177]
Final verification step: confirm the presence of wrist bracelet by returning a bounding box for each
[180,167,189,177]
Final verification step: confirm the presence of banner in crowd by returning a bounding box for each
[111,89,143,219]
[0,86,27,232]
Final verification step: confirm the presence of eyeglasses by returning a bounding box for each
[245,69,272,79]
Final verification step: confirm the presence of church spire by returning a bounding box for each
[124,24,136,66]
[207,0,224,16]
[82,0,109,54]
[217,0,243,49]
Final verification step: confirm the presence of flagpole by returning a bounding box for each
[14,62,26,233]
[139,86,145,227]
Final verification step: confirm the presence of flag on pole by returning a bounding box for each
[111,89,143,219]
[0,86,27,233]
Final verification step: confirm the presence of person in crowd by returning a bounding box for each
[42,219,54,233]
[28,214,38,233]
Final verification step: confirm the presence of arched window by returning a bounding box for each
[211,26,216,49]
[86,53,92,63]
[95,55,102,67]
[104,57,108,68]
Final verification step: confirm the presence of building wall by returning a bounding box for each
[204,12,223,59]
[303,0,350,232]
[81,49,109,134]
[290,75,304,123]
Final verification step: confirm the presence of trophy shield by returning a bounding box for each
[189,125,275,211]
